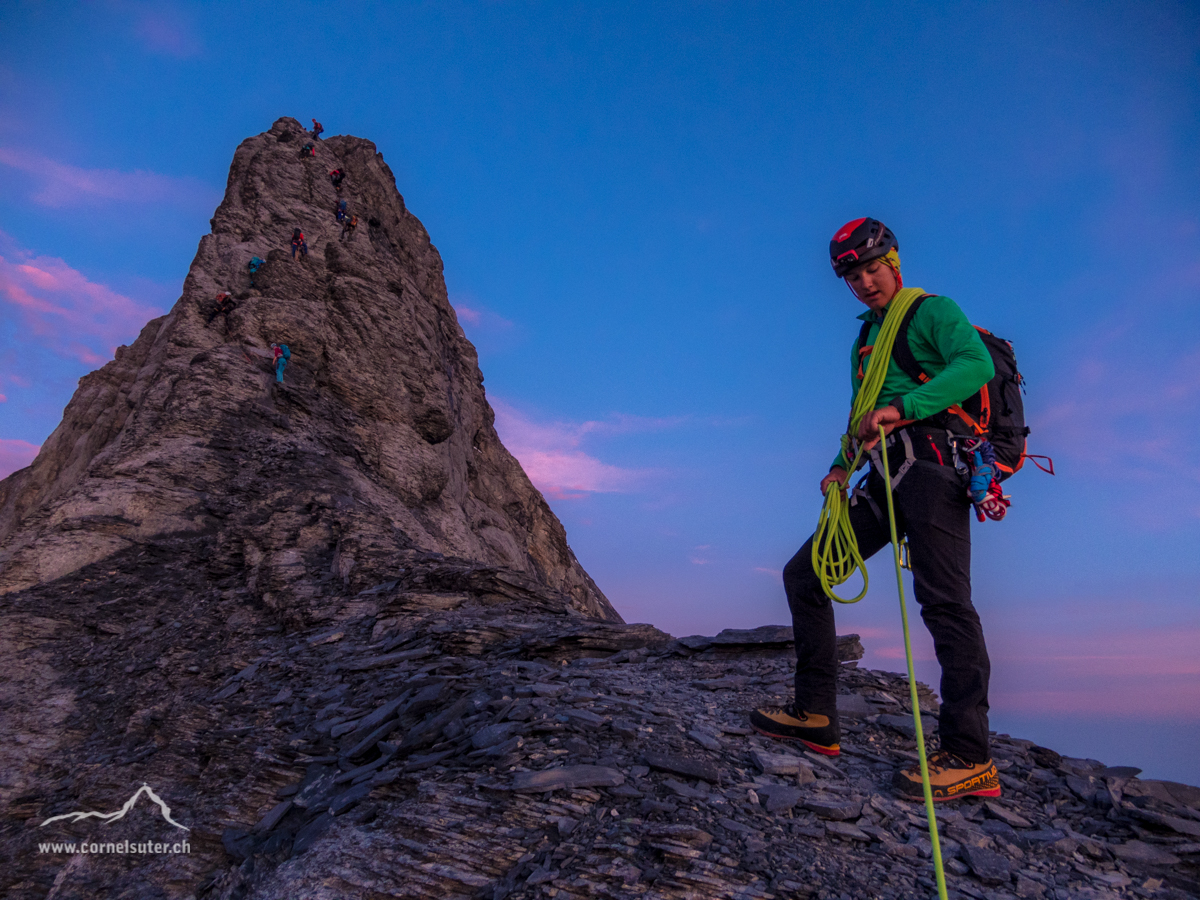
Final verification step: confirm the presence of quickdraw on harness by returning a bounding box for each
[963,438,1011,522]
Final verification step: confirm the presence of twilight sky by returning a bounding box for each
[1,1,1197,784]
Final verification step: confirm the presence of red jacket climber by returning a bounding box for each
[291,228,308,259]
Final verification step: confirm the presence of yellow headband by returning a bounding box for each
[882,248,901,273]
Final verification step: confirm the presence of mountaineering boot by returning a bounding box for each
[749,703,840,756]
[893,750,1000,801]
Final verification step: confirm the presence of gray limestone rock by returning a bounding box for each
[961,843,1012,884]
[750,749,808,776]
[643,750,720,783]
[757,784,804,813]
[1109,840,1181,866]
[0,116,616,624]
[986,799,1033,828]
[836,692,876,718]
[511,765,625,792]
[825,821,871,841]
[803,795,863,821]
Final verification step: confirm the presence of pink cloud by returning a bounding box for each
[0,439,40,479]
[690,545,712,565]
[0,237,165,367]
[0,147,218,209]
[491,398,666,499]
[450,299,514,333]
[987,622,1200,718]
[455,305,482,325]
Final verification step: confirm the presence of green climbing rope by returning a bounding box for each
[808,285,948,897]
[879,424,949,900]
[813,287,926,604]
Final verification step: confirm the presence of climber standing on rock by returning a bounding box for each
[312,118,323,138]
[291,228,307,259]
[750,217,1002,802]
[271,343,290,383]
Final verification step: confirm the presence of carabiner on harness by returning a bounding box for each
[962,438,1010,522]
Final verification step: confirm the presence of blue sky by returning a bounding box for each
[1,1,1197,783]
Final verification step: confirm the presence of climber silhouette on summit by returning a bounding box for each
[291,229,308,259]
[311,119,323,138]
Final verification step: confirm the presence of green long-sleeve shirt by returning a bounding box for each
[831,293,994,471]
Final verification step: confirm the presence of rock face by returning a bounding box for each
[0,116,613,623]
[2,120,1199,900]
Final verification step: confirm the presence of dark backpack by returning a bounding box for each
[857,294,1031,480]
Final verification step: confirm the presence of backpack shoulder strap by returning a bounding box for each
[891,293,932,384]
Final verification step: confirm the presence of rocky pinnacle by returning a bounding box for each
[0,116,614,623]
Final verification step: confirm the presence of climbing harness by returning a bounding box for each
[878,424,949,900]
[812,287,927,604]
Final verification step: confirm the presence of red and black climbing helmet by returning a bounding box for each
[829,217,898,277]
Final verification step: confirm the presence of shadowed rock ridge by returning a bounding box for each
[0,115,613,623]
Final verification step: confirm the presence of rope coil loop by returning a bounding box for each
[813,288,926,604]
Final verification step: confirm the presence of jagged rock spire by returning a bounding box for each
[0,117,616,622]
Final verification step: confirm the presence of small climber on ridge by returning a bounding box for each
[248,256,264,286]
[340,214,358,242]
[300,142,315,158]
[311,119,323,138]
[329,169,346,192]
[206,291,237,325]
[271,343,290,383]
[336,198,348,222]
[291,228,308,259]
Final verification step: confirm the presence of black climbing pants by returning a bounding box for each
[783,457,992,763]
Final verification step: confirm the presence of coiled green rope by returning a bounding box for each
[813,287,926,604]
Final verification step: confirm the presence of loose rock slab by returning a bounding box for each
[511,765,625,793]
[643,750,720,784]
[1109,840,1181,866]
[961,844,1011,885]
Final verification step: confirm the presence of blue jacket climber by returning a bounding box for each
[271,343,291,383]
